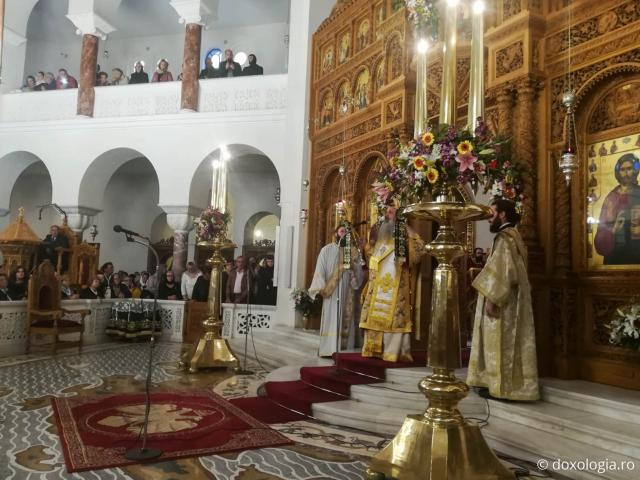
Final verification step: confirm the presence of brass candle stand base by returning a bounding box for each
[179,236,238,373]
[366,195,514,480]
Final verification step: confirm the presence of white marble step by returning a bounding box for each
[488,399,640,462]
[228,326,330,369]
[483,416,637,480]
[541,378,640,426]
[350,382,486,416]
[312,399,408,436]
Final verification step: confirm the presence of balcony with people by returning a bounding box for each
[0,0,291,122]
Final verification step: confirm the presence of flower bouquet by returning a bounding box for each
[290,288,316,317]
[372,121,524,212]
[195,206,231,242]
[608,303,640,352]
[406,0,439,41]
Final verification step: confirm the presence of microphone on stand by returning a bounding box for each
[113,225,148,239]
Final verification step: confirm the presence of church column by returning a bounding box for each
[164,207,197,281]
[77,34,99,117]
[180,24,202,112]
[513,75,541,244]
[170,0,211,112]
[495,85,514,137]
[65,10,115,117]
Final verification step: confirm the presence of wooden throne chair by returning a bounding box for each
[26,260,90,354]
[54,224,99,287]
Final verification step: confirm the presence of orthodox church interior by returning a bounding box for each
[0,0,639,479]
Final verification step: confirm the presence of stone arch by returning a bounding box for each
[78,148,153,210]
[243,211,279,246]
[0,151,48,211]
[1,155,56,237]
[190,144,281,247]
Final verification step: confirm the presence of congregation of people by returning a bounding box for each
[21,50,264,92]
[0,226,276,307]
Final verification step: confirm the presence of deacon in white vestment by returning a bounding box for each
[467,199,539,401]
[309,224,364,357]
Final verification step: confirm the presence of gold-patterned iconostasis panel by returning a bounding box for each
[307,0,413,282]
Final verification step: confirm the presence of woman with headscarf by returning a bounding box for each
[242,54,264,76]
[152,59,174,82]
[130,61,149,84]
[9,266,28,300]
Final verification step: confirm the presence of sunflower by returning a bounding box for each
[421,131,435,147]
[456,140,473,155]
[413,156,426,170]
[426,167,439,184]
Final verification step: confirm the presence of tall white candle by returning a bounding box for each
[439,0,458,125]
[468,0,485,129]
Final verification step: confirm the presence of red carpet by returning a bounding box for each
[51,390,291,473]
[233,350,469,423]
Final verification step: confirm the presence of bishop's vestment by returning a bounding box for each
[359,231,424,362]
[467,226,539,401]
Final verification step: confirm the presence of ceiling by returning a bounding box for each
[25,0,290,41]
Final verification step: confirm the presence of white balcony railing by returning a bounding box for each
[0,74,288,123]
[0,88,77,122]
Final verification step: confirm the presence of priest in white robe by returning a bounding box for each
[467,199,539,401]
[309,223,364,357]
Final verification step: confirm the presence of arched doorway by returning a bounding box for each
[80,149,161,272]
[190,144,281,263]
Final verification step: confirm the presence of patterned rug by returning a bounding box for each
[51,389,291,473]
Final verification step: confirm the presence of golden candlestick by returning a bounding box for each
[179,233,239,372]
[439,0,458,125]
[366,187,514,480]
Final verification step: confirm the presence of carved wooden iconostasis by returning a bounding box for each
[307,0,480,344]
[309,0,640,390]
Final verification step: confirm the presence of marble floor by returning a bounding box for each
[0,342,562,479]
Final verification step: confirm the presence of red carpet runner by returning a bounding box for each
[230,350,470,424]
[52,390,291,472]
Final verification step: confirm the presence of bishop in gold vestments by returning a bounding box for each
[359,219,424,362]
[467,200,539,401]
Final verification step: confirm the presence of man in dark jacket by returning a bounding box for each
[226,256,253,304]
[199,57,218,79]
[218,49,242,77]
[242,54,264,76]
[41,225,69,265]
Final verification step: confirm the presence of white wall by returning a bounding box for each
[94,164,163,272]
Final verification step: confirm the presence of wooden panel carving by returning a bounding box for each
[495,41,524,78]
[546,1,640,57]
[588,80,640,133]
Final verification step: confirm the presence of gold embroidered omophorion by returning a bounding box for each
[359,223,424,362]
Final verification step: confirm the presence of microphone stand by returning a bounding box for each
[234,267,254,375]
[120,233,163,461]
